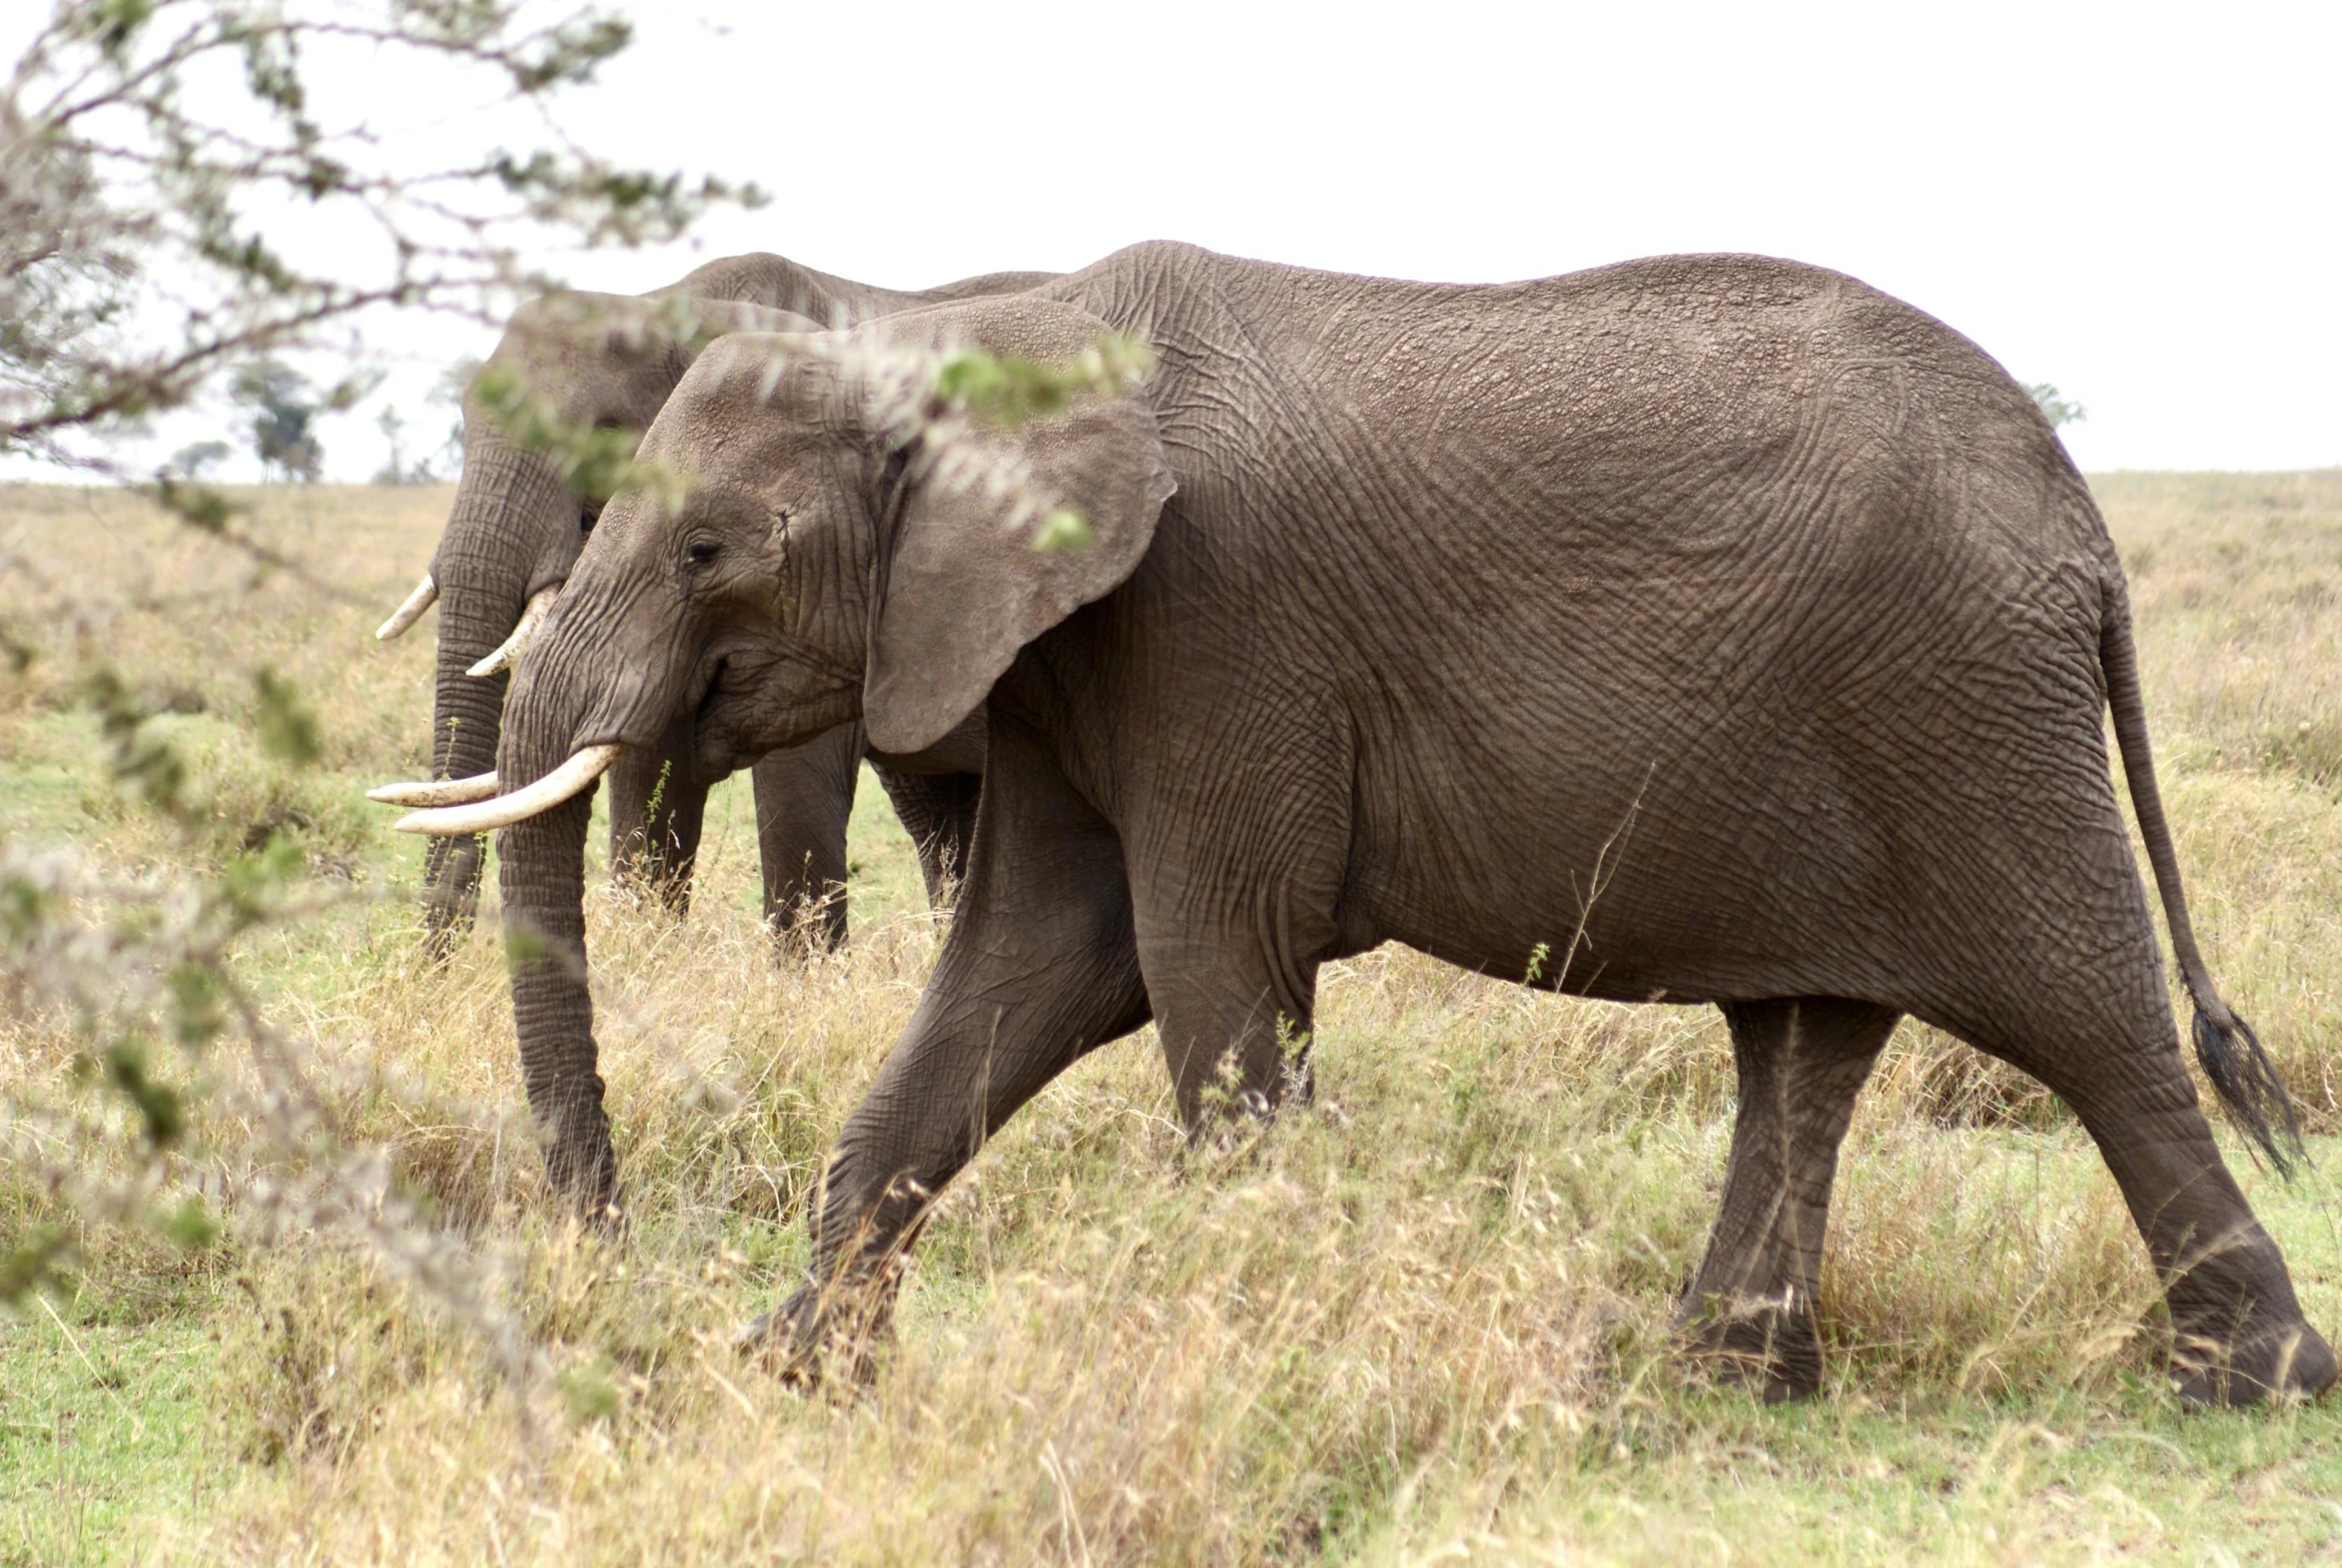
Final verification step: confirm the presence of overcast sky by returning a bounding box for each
[530,0,2337,475]
[38,0,2341,477]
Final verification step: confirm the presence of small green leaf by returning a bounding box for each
[557,1357,620,1422]
[81,668,189,820]
[0,1227,74,1308]
[166,963,228,1049]
[101,1038,187,1150]
[152,477,235,533]
[158,1198,221,1252]
[0,875,48,942]
[933,334,1158,429]
[253,667,320,766]
[1032,509,1094,553]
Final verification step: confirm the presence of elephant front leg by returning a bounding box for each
[419,831,485,962]
[749,716,1150,1379]
[751,723,862,950]
[1137,905,1333,1136]
[1680,997,1900,1401]
[606,711,711,917]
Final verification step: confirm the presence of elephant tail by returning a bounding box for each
[2101,581,2305,1177]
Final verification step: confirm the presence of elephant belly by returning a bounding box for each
[1341,752,1883,1007]
[1328,614,2111,1013]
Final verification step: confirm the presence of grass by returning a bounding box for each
[4,472,2342,1563]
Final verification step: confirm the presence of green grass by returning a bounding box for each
[0,1307,215,1566]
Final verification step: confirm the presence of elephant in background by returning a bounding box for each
[402,242,2332,1405]
[374,253,1043,957]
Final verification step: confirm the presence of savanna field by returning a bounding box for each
[7,472,2342,1565]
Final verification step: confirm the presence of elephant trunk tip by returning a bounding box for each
[2190,1003,2307,1181]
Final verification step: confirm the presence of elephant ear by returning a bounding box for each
[862,299,1173,755]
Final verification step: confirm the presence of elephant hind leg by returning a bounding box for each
[1132,846,1348,1135]
[1680,996,1901,1402]
[1959,999,2334,1405]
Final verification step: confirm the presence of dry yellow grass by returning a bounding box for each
[5,473,2342,1564]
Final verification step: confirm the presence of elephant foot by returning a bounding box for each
[1678,1291,1825,1404]
[2170,1319,2336,1408]
[541,1121,620,1230]
[736,1266,901,1390]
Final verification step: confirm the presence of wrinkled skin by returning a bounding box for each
[495,243,2335,1405]
[407,253,1043,958]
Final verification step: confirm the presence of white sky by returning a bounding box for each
[27,0,2342,476]
[547,0,2341,474]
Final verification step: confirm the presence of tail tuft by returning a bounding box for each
[2191,1004,2306,1180]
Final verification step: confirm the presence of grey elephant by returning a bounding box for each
[373,253,1043,957]
[391,242,2333,1405]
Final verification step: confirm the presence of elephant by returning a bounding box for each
[373,253,1044,959]
[390,241,2334,1405]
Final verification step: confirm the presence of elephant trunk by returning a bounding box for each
[418,431,571,958]
[498,783,614,1215]
[495,649,618,1215]
[489,576,671,1216]
[420,638,506,957]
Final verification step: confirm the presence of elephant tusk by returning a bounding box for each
[393,744,621,836]
[366,771,499,807]
[465,587,559,678]
[375,574,437,640]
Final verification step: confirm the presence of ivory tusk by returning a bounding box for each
[367,772,499,808]
[466,586,559,678]
[393,744,622,836]
[376,574,437,640]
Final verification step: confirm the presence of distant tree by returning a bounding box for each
[372,406,434,485]
[2026,384,2086,428]
[229,361,325,482]
[430,358,482,479]
[0,0,755,499]
[164,439,231,480]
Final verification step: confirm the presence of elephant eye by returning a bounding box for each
[579,497,603,536]
[685,538,721,566]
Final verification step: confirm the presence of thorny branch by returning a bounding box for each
[0,0,751,1369]
[0,0,1153,1385]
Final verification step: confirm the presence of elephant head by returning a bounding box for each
[377,255,1062,958]
[378,285,818,956]
[390,295,1171,1208]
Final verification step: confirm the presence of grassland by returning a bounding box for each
[5,471,2342,1564]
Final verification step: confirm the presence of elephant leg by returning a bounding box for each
[1137,924,1324,1134]
[872,765,982,909]
[1130,856,1344,1136]
[1967,1009,2334,1405]
[759,715,1150,1374]
[1679,997,1900,1402]
[606,710,710,917]
[751,723,862,950]
[419,831,485,962]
